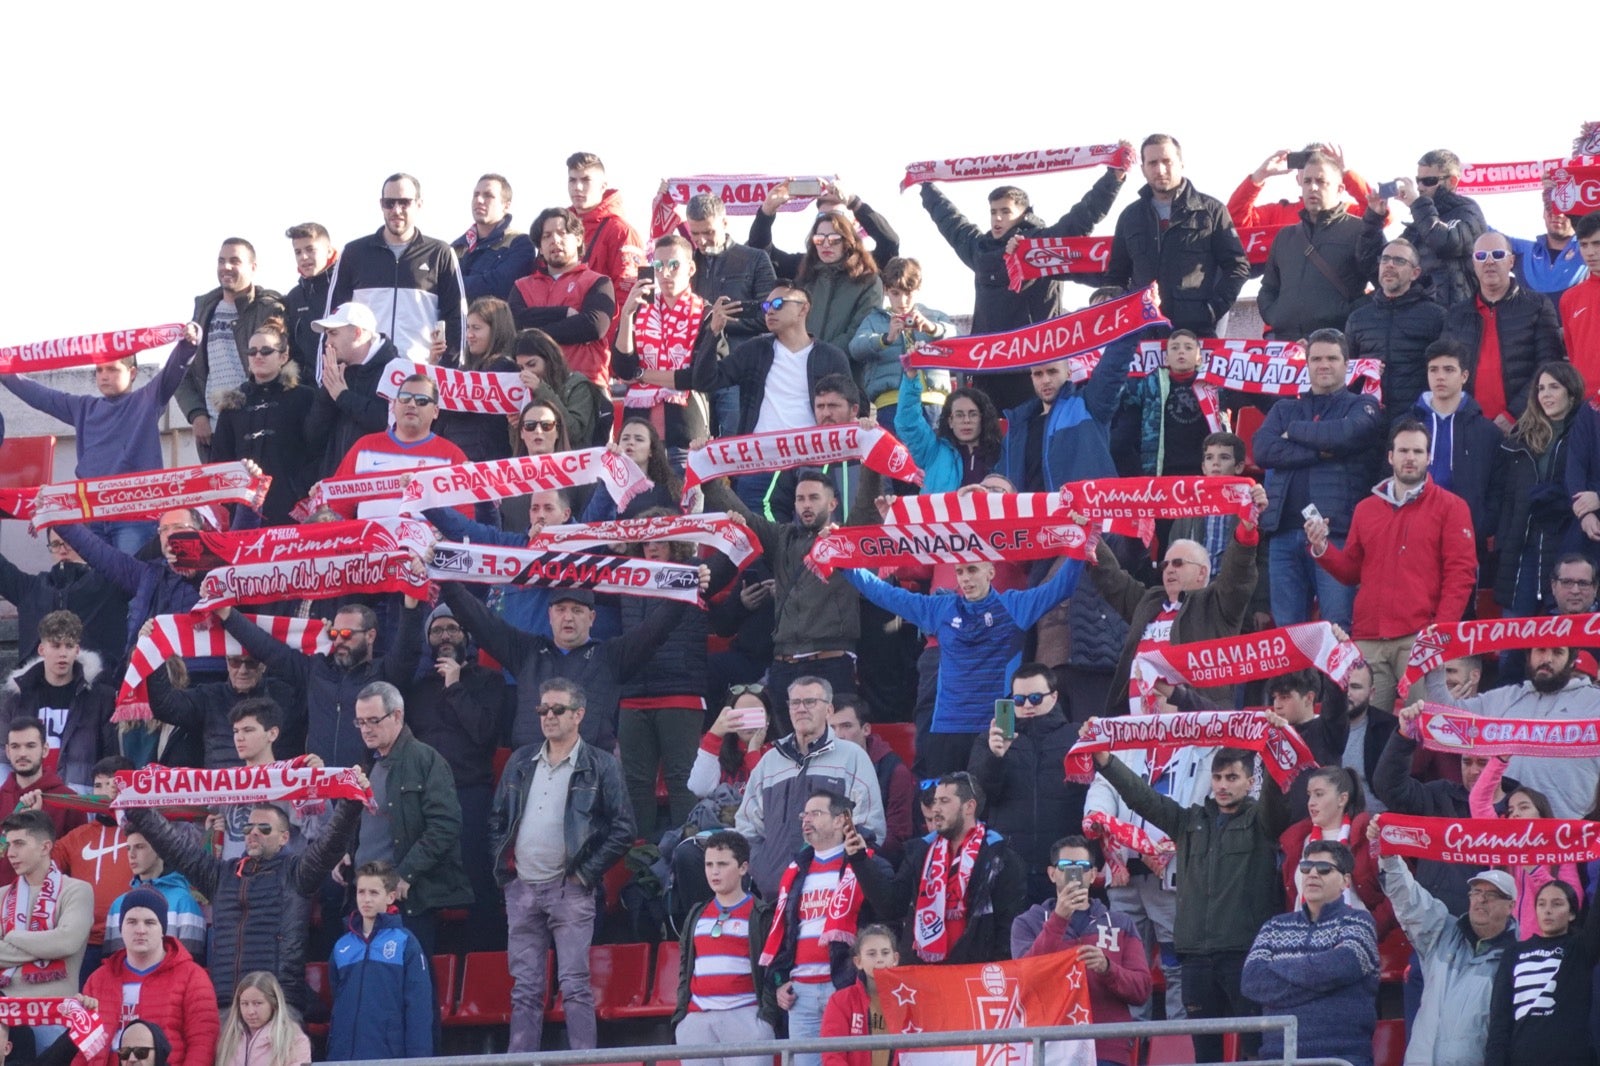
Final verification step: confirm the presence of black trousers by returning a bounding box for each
[1178,949,1258,1062]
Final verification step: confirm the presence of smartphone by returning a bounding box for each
[789,178,825,197]
[636,264,655,284]
[842,808,856,837]
[995,698,1016,741]
[1378,180,1400,200]
[433,319,447,343]
[1301,503,1323,524]
[1285,150,1311,170]
[1066,866,1092,889]
[733,708,768,731]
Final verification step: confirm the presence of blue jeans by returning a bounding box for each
[712,385,741,438]
[787,980,832,1066]
[1268,530,1354,631]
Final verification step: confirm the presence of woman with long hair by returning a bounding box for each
[1472,754,1582,934]
[1485,879,1600,1066]
[211,317,314,525]
[436,296,519,461]
[580,417,683,522]
[1278,766,1393,937]
[513,328,600,447]
[1495,361,1591,614]
[895,380,1004,492]
[795,209,883,352]
[215,972,311,1066]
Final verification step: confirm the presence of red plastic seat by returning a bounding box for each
[449,950,512,1026]
[611,941,681,1020]
[431,953,459,1021]
[1140,1035,1195,1065]
[1234,405,1265,475]
[1373,1017,1406,1066]
[1379,928,1412,984]
[0,435,56,490]
[872,722,916,769]
[548,944,652,1022]
[492,747,513,788]
[303,961,332,1037]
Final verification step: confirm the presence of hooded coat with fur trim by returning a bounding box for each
[0,651,113,789]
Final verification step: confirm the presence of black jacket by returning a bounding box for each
[147,667,302,769]
[1359,188,1487,308]
[222,603,424,766]
[451,215,535,301]
[1371,730,1474,914]
[360,726,474,914]
[487,738,635,889]
[674,895,781,1029]
[327,227,467,364]
[685,334,851,437]
[1259,206,1369,340]
[0,655,113,789]
[210,377,318,524]
[305,335,407,481]
[692,240,779,343]
[967,708,1085,897]
[617,589,708,701]
[126,798,361,1011]
[282,267,333,382]
[402,656,507,788]
[179,286,287,423]
[921,169,1124,334]
[1104,179,1251,336]
[0,557,130,673]
[1441,282,1566,420]
[1490,411,1586,610]
[1346,287,1447,421]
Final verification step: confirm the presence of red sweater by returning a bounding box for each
[1561,274,1600,389]
[76,939,219,1066]
[820,978,883,1066]
[327,429,468,519]
[1314,477,1477,640]
[1020,903,1151,1066]
[0,768,87,887]
[53,823,133,946]
[1278,814,1396,940]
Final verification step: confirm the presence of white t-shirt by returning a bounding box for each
[754,339,815,433]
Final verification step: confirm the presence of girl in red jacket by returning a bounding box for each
[1278,767,1395,939]
[820,924,900,1066]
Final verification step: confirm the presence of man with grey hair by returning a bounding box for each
[1361,148,1487,307]
[348,680,471,957]
[684,192,778,435]
[735,676,885,896]
[489,676,633,1053]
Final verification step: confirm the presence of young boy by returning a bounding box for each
[1117,329,1214,476]
[847,258,954,430]
[673,831,778,1064]
[327,861,433,1061]
[819,924,901,1065]
[0,610,113,792]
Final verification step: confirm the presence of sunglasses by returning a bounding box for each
[226,657,263,668]
[537,703,576,717]
[650,258,684,273]
[728,683,766,699]
[1298,860,1344,876]
[811,233,845,247]
[520,418,558,432]
[380,197,415,210]
[1053,859,1093,871]
[243,823,279,836]
[761,297,806,313]
[1414,176,1442,188]
[394,392,436,406]
[1472,249,1512,262]
[1008,692,1049,705]
[245,346,283,358]
[326,627,370,640]
[118,1050,155,1062]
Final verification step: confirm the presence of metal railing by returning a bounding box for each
[356,1014,1355,1066]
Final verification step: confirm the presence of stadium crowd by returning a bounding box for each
[0,132,1599,1066]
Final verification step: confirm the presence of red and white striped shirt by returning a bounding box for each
[690,895,757,1012]
[792,848,846,984]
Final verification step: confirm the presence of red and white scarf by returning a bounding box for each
[1130,621,1361,713]
[807,516,1093,579]
[899,142,1130,190]
[1065,711,1318,789]
[627,291,706,409]
[912,824,987,962]
[111,760,372,809]
[1059,476,1256,544]
[19,462,270,531]
[166,517,436,573]
[651,174,833,239]
[530,512,761,571]
[1157,340,1384,403]
[375,360,532,415]
[0,324,185,375]
[1398,614,1600,707]
[883,490,1062,525]
[398,448,652,514]
[1003,237,1112,291]
[1082,810,1174,873]
[1453,155,1595,195]
[758,852,867,965]
[116,612,329,722]
[907,286,1167,375]
[427,542,702,604]
[1407,701,1600,758]
[1377,813,1600,865]
[0,998,109,1057]
[1,864,69,987]
[682,425,922,508]
[194,550,430,611]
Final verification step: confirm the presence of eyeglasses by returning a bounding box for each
[1467,887,1510,902]
[394,392,437,406]
[520,418,558,432]
[1377,255,1418,268]
[788,697,830,710]
[327,627,370,640]
[355,709,395,729]
[118,1049,155,1062]
[1556,577,1597,589]
[1008,692,1050,705]
[1472,249,1512,262]
[1163,558,1204,570]
[650,258,684,273]
[226,657,263,668]
[1053,859,1093,871]
[243,823,279,836]
[811,233,845,247]
[1297,860,1344,876]
[245,346,283,357]
[380,197,415,210]
[537,703,576,717]
[761,297,807,313]
[430,624,464,636]
[1415,176,1443,188]
[46,540,71,553]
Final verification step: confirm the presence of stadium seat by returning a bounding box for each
[0,435,56,490]
[1378,928,1412,984]
[549,944,652,1022]
[1234,406,1265,476]
[431,953,459,1021]
[609,941,681,1020]
[873,722,916,769]
[492,747,513,788]
[450,951,512,1026]
[1373,1018,1405,1066]
[303,961,332,1037]
[1139,1034,1194,1064]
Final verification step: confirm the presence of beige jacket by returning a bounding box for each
[0,874,93,998]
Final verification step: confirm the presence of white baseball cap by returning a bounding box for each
[1468,870,1517,902]
[312,302,378,334]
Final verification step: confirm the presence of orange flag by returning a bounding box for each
[876,953,1095,1066]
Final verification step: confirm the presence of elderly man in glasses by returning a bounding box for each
[322,372,468,520]
[1359,148,1487,308]
[489,677,633,1054]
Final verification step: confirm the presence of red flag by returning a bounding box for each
[876,954,1095,1066]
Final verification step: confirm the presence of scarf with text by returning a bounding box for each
[1129,621,1360,714]
[912,823,987,962]
[375,360,532,415]
[682,425,922,508]
[0,864,68,987]
[0,324,185,376]
[1138,339,1384,402]
[0,998,109,1057]
[1546,163,1600,215]
[1065,711,1318,789]
[116,613,328,721]
[15,462,270,530]
[530,512,761,570]
[1005,228,1287,293]
[166,517,436,573]
[1407,702,1600,759]
[627,291,706,410]
[807,516,1093,579]
[1396,614,1600,705]
[1059,476,1256,545]
[1376,813,1600,866]
[41,792,206,821]
[1082,810,1175,874]
[111,759,371,809]
[1453,155,1596,195]
[427,541,702,604]
[398,448,653,514]
[650,174,833,239]
[907,286,1167,375]
[900,142,1130,190]
[758,851,868,965]
[883,489,1063,524]
[194,550,429,611]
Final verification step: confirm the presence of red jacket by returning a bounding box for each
[77,939,219,1066]
[510,263,615,386]
[1278,813,1396,940]
[820,978,884,1066]
[1226,169,1377,229]
[1314,477,1476,640]
[576,188,644,318]
[1561,274,1600,388]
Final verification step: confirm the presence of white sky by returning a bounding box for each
[1,1,1590,360]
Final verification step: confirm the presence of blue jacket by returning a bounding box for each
[895,372,993,493]
[105,869,208,961]
[848,305,955,403]
[844,560,1082,733]
[451,215,536,301]
[328,910,433,1060]
[58,523,199,652]
[1509,234,1587,296]
[995,335,1140,492]
[1253,387,1383,536]
[1241,896,1378,1066]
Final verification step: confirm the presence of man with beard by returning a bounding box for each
[1346,238,1446,427]
[1414,645,1600,817]
[402,605,508,942]
[1326,662,1397,812]
[683,193,778,435]
[0,719,87,888]
[852,771,1026,965]
[218,599,426,767]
